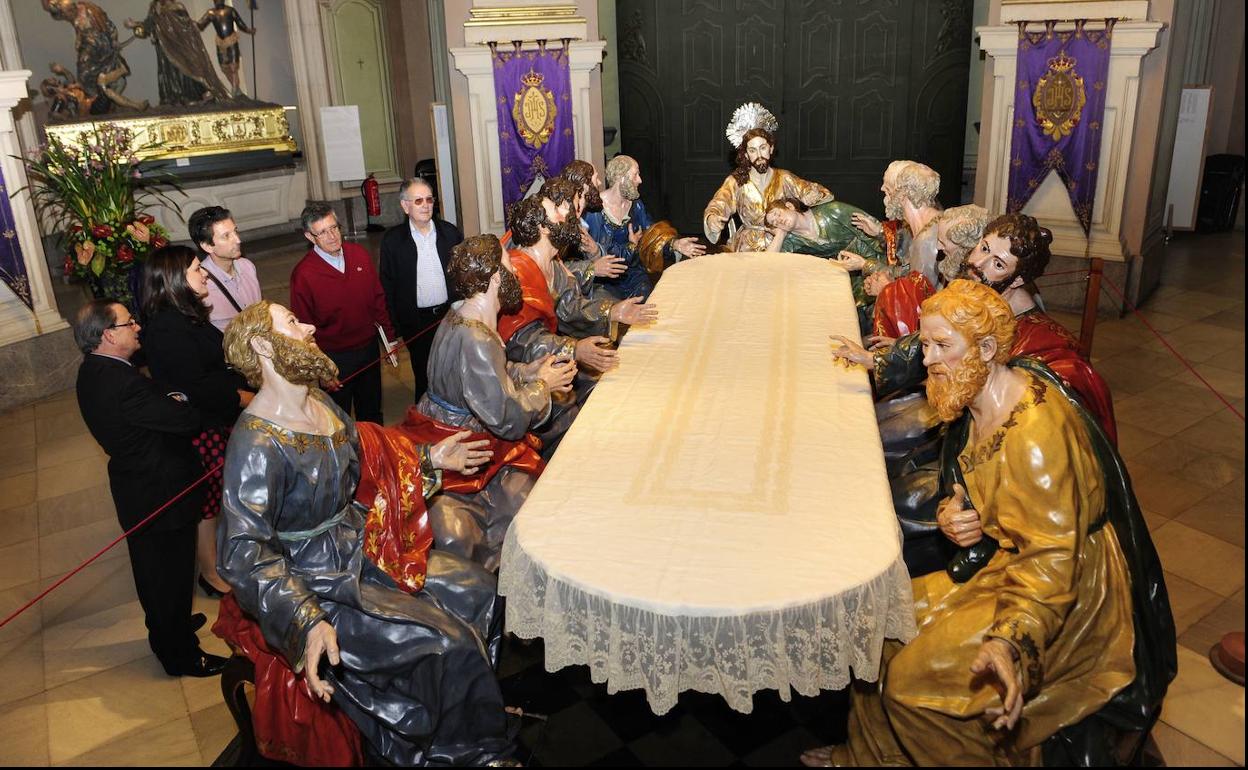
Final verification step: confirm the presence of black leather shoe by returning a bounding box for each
[198,575,227,599]
[191,612,207,632]
[165,651,228,678]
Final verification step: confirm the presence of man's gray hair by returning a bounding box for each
[300,201,336,233]
[941,204,989,250]
[894,162,940,210]
[399,177,434,200]
[72,298,119,354]
[605,155,637,189]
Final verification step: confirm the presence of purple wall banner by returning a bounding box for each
[492,41,575,216]
[0,167,33,310]
[1007,19,1114,234]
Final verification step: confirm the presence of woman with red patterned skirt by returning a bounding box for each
[141,245,253,596]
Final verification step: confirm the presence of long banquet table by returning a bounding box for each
[498,252,917,715]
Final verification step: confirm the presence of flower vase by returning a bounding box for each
[88,267,139,311]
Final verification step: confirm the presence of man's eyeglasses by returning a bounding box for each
[108,319,138,329]
[311,223,342,239]
[404,196,436,205]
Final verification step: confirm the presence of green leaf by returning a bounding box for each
[90,252,105,276]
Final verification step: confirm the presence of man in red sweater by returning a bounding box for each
[290,203,397,423]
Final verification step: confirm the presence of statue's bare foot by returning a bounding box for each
[799,745,844,767]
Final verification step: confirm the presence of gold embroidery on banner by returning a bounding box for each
[1033,50,1087,141]
[512,69,558,149]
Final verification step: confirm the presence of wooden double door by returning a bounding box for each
[617,0,973,235]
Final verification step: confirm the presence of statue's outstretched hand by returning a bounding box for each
[575,336,618,373]
[937,483,983,547]
[610,296,658,326]
[971,638,1024,730]
[828,334,874,369]
[430,430,493,475]
[593,253,626,278]
[304,620,340,703]
[834,250,867,271]
[851,212,882,237]
[673,236,706,258]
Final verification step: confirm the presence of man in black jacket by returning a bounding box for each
[73,298,227,678]
[379,177,463,402]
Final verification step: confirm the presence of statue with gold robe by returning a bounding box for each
[703,102,832,252]
[804,280,1175,767]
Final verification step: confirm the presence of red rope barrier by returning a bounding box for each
[0,316,447,630]
[1100,276,1245,422]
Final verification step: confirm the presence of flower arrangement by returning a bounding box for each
[17,123,180,306]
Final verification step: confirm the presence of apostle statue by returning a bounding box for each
[395,234,576,570]
[217,300,515,765]
[127,0,232,106]
[803,280,1174,766]
[703,102,833,252]
[762,198,886,262]
[41,0,148,115]
[498,180,657,453]
[197,0,256,97]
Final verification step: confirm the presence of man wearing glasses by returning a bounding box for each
[379,178,463,402]
[73,299,227,678]
[290,202,398,423]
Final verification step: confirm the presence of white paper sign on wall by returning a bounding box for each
[320,105,367,183]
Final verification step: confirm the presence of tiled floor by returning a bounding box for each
[0,229,1243,766]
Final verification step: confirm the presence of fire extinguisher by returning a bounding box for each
[361,173,383,232]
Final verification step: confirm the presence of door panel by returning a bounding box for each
[618,0,972,233]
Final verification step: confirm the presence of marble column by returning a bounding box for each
[977,9,1163,263]
[0,69,77,411]
[0,70,67,345]
[450,1,605,235]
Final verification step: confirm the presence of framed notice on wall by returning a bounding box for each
[319,105,367,183]
[1164,86,1214,232]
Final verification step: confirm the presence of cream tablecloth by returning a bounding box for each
[499,252,917,715]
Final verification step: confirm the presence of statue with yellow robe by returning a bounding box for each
[803,280,1175,767]
[703,102,832,252]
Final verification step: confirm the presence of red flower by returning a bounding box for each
[69,223,83,234]
[63,255,74,276]
[90,224,114,239]
[151,235,168,249]
[117,244,135,263]
[137,214,155,225]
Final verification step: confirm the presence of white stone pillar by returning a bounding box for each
[450,40,605,235]
[0,70,67,346]
[284,0,335,201]
[978,8,1162,262]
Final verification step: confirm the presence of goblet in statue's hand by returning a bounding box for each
[431,430,493,475]
[937,484,983,547]
[850,212,882,237]
[828,334,874,369]
[610,296,658,326]
[674,236,706,258]
[593,253,626,278]
[971,638,1024,731]
[538,354,577,394]
[575,336,618,372]
[304,621,340,703]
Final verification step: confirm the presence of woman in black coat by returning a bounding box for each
[142,245,253,596]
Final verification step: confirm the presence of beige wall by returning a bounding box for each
[441,0,604,236]
[1206,0,1245,156]
[385,0,437,180]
